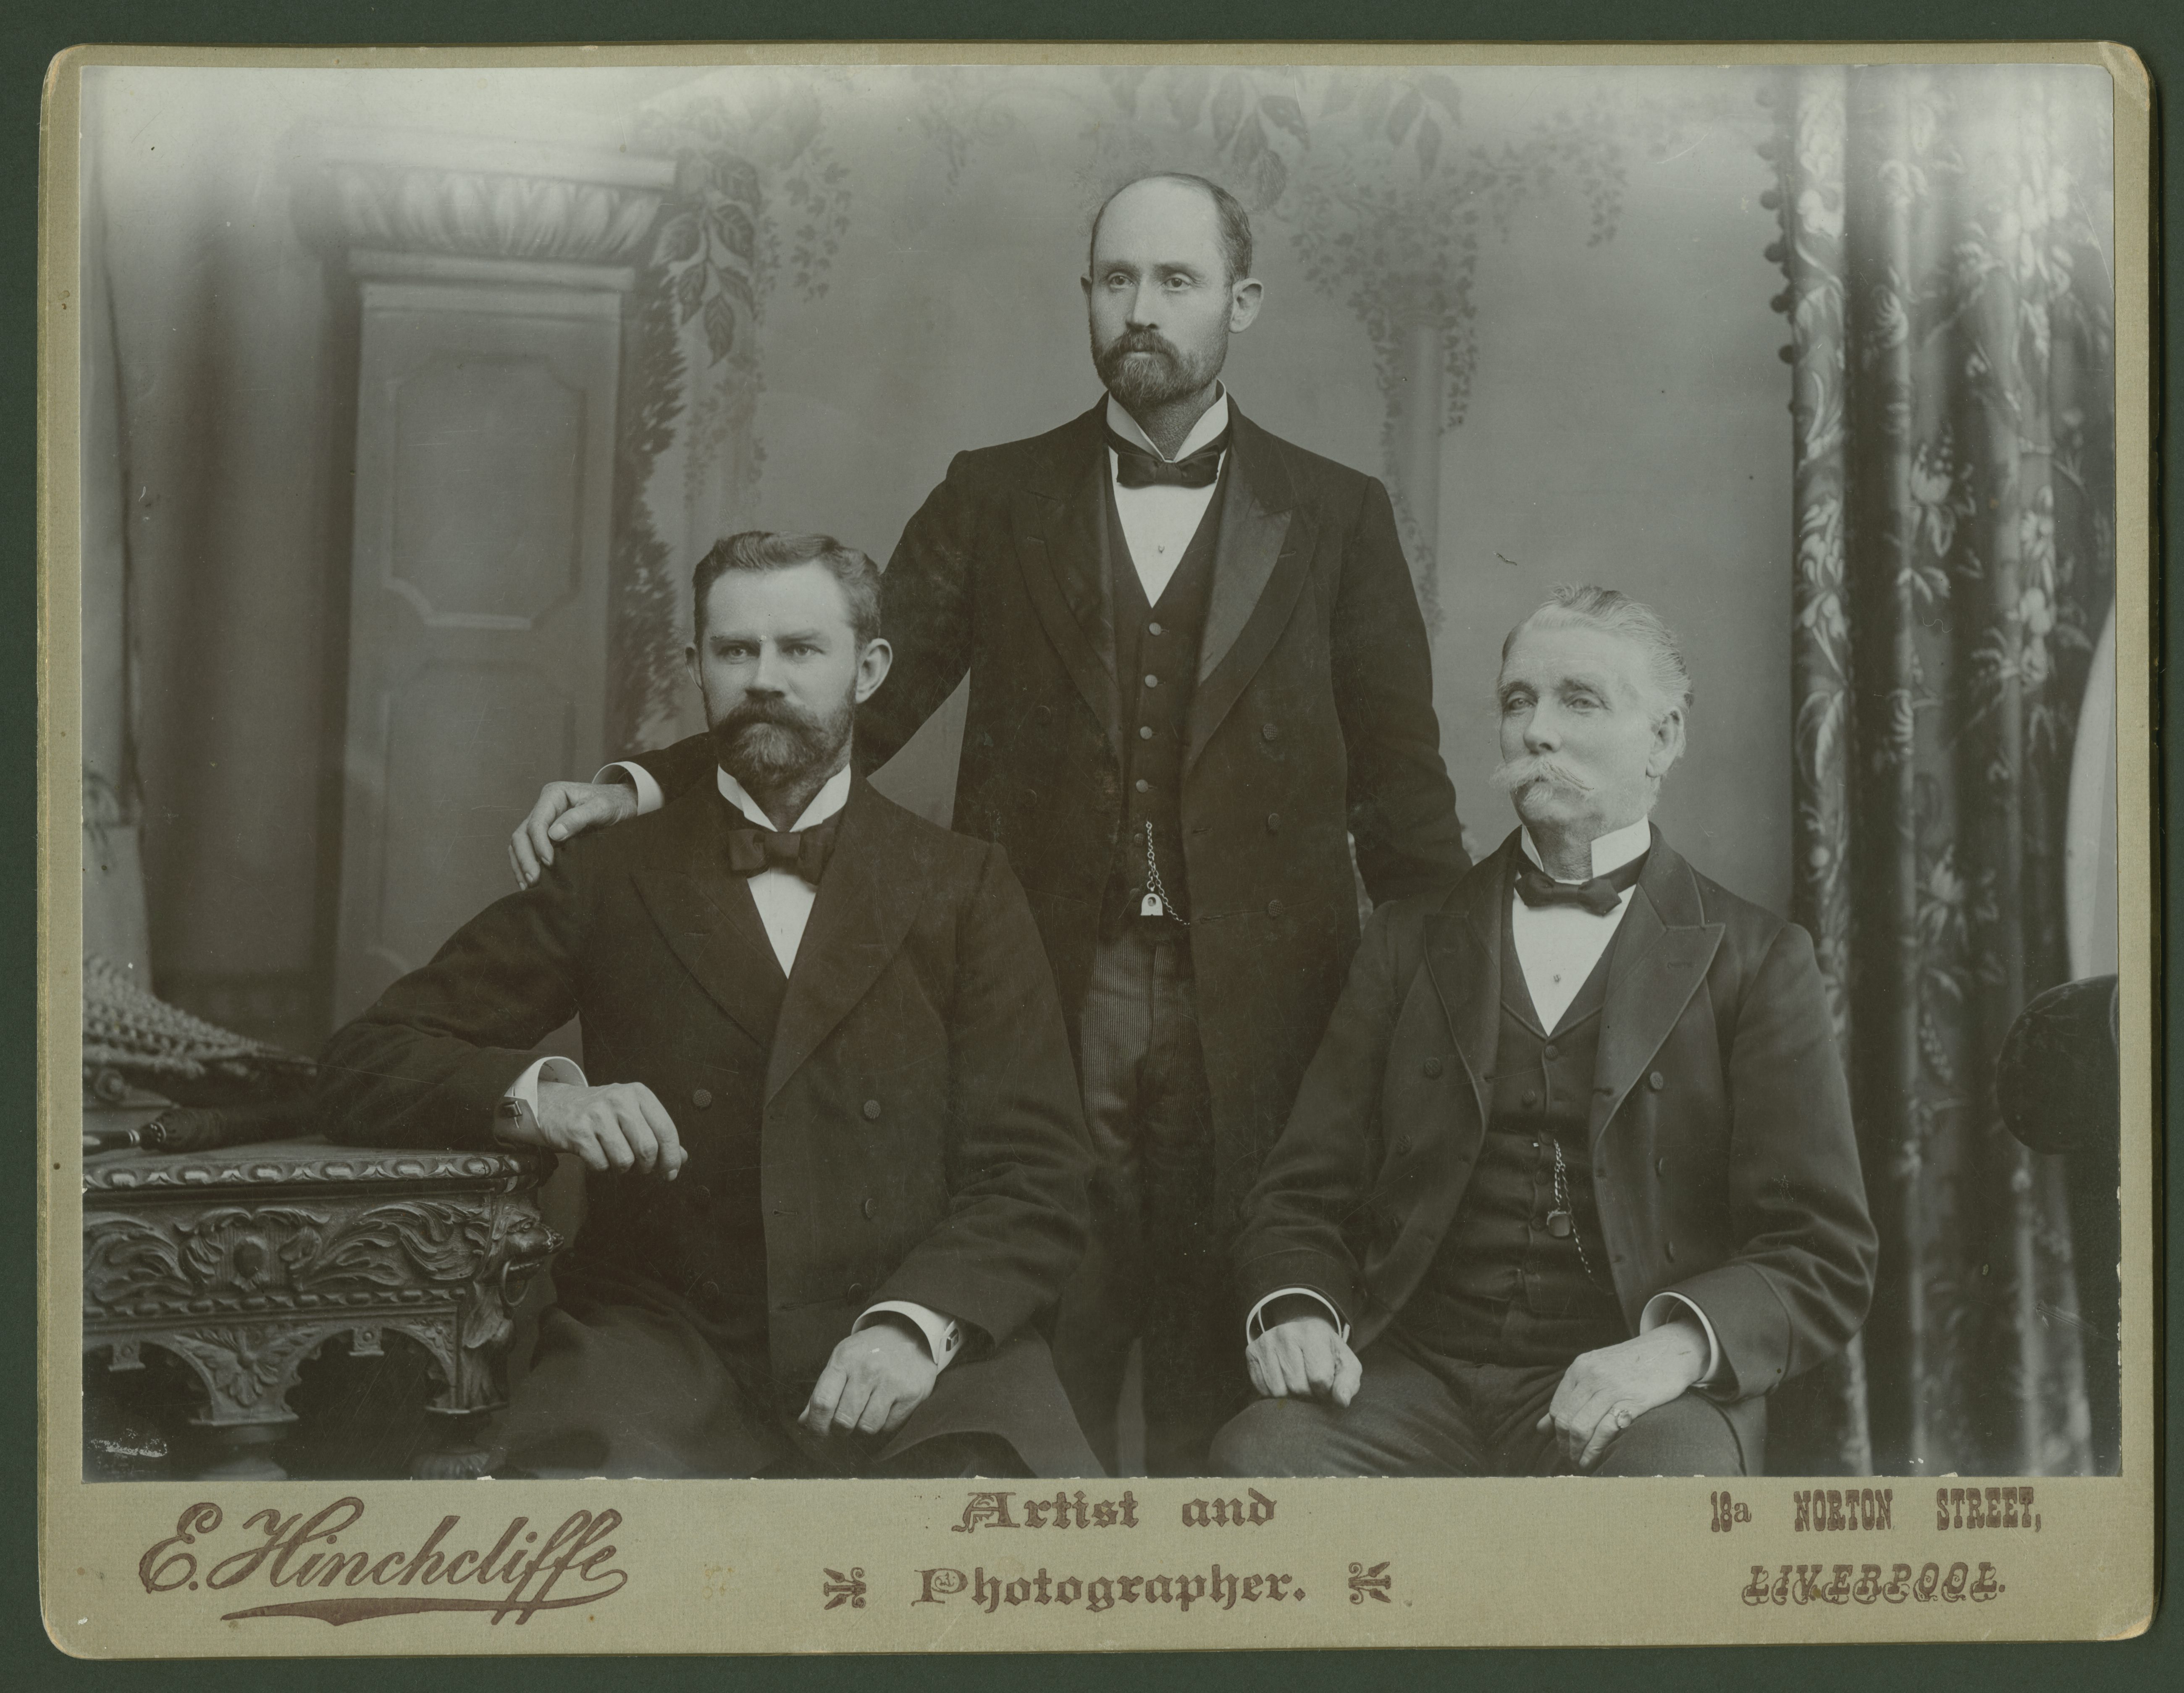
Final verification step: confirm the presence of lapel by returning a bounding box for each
[1013,404,1121,757]
[1588,828,1726,1145]
[628,786,788,1053]
[1184,407,1317,771]
[1420,836,1516,1132]
[764,778,929,1103]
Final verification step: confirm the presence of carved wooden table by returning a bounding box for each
[83,1137,561,1480]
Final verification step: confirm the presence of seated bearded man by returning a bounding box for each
[1210,586,1876,1478]
[318,531,1097,1479]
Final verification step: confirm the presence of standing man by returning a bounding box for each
[1211,587,1875,1477]
[512,175,1467,1473]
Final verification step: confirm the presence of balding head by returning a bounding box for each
[1088,173,1255,285]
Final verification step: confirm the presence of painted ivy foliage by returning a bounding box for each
[641,123,765,364]
[608,86,851,752]
[635,89,851,366]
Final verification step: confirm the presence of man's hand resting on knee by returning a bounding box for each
[1245,1312,1363,1407]
[1537,1317,1709,1470]
[800,1319,940,1439]
[509,779,639,889]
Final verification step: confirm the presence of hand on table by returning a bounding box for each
[517,1079,686,1180]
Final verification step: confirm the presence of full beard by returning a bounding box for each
[1092,325,1224,416]
[709,694,854,795]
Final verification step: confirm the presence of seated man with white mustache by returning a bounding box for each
[1210,586,1876,1477]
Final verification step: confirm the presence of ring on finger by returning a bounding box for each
[1614,1407,1633,1431]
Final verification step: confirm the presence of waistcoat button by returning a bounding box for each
[1148,621,1163,637]
[1422,1058,1444,1079]
[1523,1090,1540,1108]
[1266,812,1281,832]
[1261,722,1278,741]
[1543,1043,1559,1059]
[1397,1136,1414,1155]
[1139,725,1155,740]
[1664,1240,1677,1262]
[1135,778,1150,793]
[1144,674,1159,689]
[699,1279,722,1301]
[1655,1156,1668,1176]
[1266,899,1284,918]
[691,1087,712,1109]
[862,1099,882,1121]
[861,1198,879,1219]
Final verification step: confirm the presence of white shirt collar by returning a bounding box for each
[716,762,851,833]
[1105,385,1231,462]
[1519,815,1654,882]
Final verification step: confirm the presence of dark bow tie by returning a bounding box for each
[726,814,840,885]
[1106,424,1229,490]
[1513,852,1646,917]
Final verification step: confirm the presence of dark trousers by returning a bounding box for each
[1207,1331,1758,1478]
[492,1296,1030,1480]
[1051,921,1243,1475]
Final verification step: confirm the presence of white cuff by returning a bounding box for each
[495,1055,586,1143]
[854,1301,963,1371]
[594,761,665,815]
[1641,1290,1725,1388]
[1244,1287,1349,1345]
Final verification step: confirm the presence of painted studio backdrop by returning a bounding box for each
[78,61,2119,1479]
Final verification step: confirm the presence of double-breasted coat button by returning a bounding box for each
[847,1282,867,1300]
[1266,812,1281,832]
[1543,1042,1559,1059]
[1665,1240,1677,1262]
[862,1099,882,1121]
[1397,1136,1414,1155]
[699,1279,722,1301]
[693,1183,713,1203]
[1265,899,1284,917]
[1655,1156,1668,1176]
[691,1087,712,1109]
[1422,1057,1444,1078]
[1261,722,1279,741]
[1524,1089,1541,1107]
[861,1197,879,1219]
[1648,1071,1666,1091]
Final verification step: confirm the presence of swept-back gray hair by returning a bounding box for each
[1503,584,1694,718]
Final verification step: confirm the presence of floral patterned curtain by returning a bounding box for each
[1764,64,2114,1477]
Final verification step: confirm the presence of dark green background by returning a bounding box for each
[4,2,2172,1686]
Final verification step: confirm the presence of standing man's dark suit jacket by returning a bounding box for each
[630,402,1469,1217]
[318,778,1097,1475]
[1235,830,1877,1452]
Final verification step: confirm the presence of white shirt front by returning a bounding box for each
[1509,815,1652,1033]
[1105,389,1229,605]
[716,764,850,976]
